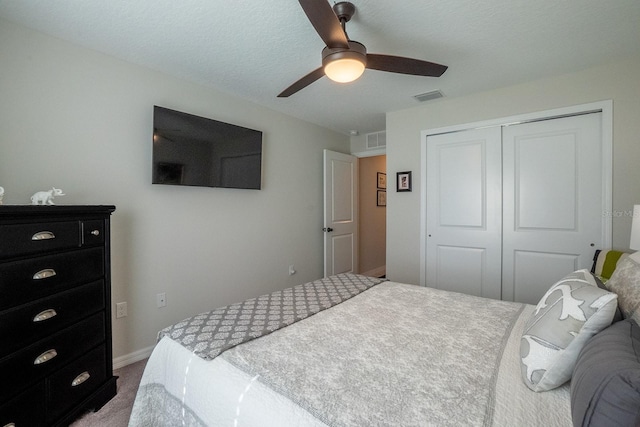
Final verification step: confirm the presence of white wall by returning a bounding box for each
[350,133,369,153]
[0,19,350,361]
[386,56,640,285]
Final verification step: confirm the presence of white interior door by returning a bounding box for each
[323,150,358,277]
[426,127,503,299]
[502,113,605,304]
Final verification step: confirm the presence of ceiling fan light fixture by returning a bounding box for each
[322,41,367,83]
[324,58,365,83]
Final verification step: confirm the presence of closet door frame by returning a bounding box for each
[419,100,613,287]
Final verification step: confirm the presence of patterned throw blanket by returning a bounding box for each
[158,273,386,360]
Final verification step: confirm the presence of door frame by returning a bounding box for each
[419,100,613,287]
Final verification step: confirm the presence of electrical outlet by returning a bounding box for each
[116,302,127,318]
[157,292,167,308]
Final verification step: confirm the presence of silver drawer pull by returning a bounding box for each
[33,308,58,322]
[33,269,56,280]
[34,349,57,365]
[71,371,91,387]
[91,229,100,236]
[32,231,55,240]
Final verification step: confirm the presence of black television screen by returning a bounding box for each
[152,106,263,190]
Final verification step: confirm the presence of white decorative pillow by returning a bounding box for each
[519,269,618,392]
[605,252,640,324]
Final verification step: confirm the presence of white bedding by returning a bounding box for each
[129,280,572,426]
[130,337,328,426]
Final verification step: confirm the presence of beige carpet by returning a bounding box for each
[70,358,147,427]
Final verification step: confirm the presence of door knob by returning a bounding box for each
[323,227,334,232]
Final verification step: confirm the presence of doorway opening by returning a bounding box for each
[358,155,386,277]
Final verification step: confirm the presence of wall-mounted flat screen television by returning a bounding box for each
[152,106,263,190]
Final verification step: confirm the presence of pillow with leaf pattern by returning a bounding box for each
[520,269,618,392]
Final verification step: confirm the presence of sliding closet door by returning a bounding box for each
[426,127,502,299]
[502,113,604,304]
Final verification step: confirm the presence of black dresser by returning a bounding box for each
[0,205,117,426]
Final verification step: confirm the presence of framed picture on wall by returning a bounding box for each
[377,190,387,206]
[377,172,386,189]
[396,171,412,192]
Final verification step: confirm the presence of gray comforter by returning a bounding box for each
[220,281,524,426]
[131,274,538,426]
[158,274,386,360]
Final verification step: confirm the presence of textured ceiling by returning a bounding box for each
[1,0,639,135]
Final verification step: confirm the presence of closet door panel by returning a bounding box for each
[426,127,502,299]
[512,251,579,305]
[437,142,484,228]
[502,113,604,304]
[516,136,577,230]
[434,246,487,296]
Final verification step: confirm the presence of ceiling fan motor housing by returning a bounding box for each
[333,2,356,22]
[322,41,367,68]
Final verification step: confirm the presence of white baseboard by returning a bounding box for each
[360,265,386,278]
[113,345,155,370]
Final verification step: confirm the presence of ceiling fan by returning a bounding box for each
[278,0,448,97]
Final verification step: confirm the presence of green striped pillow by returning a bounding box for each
[592,250,629,281]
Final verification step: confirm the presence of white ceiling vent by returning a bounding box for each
[366,131,386,150]
[414,90,444,102]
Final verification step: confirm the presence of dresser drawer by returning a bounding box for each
[0,221,80,260]
[0,313,105,402]
[46,345,107,422]
[0,247,104,310]
[0,382,46,427]
[0,280,105,358]
[81,220,105,247]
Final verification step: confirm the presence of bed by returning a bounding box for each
[129,270,640,427]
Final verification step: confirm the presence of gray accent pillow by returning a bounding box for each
[592,273,623,322]
[520,269,618,392]
[571,319,640,427]
[605,252,640,324]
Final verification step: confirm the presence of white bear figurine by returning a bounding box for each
[31,187,65,205]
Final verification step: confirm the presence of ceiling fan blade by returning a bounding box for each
[278,67,325,97]
[298,0,349,49]
[366,53,448,77]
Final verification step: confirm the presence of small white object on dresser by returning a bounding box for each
[30,187,65,205]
